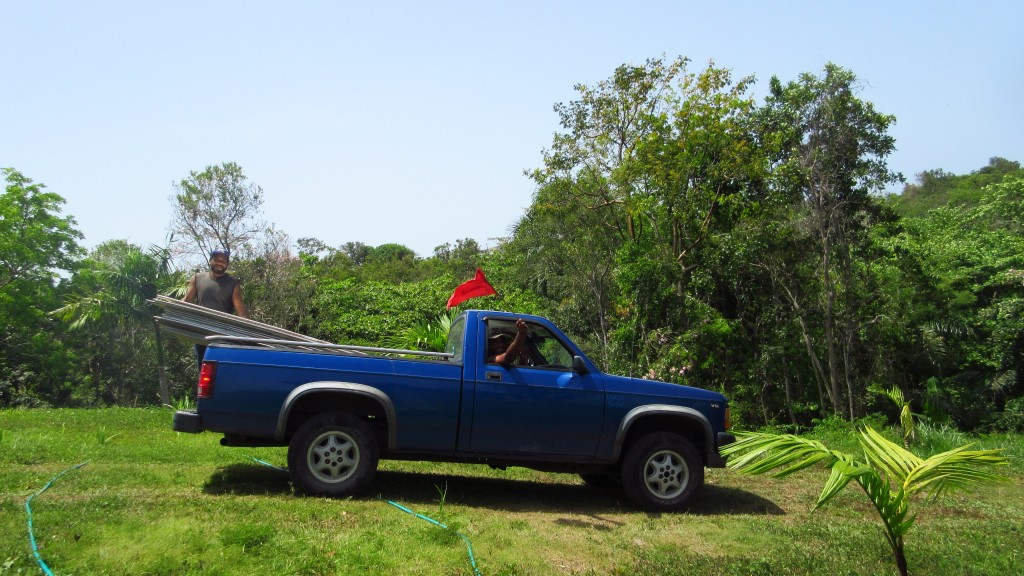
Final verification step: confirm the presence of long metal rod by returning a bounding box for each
[203,335,454,359]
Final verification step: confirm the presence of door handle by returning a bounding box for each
[486,371,502,381]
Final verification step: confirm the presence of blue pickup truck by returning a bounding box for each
[173,309,734,511]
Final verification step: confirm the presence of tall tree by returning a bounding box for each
[0,168,83,290]
[760,64,902,418]
[0,168,83,406]
[169,162,267,261]
[518,56,765,372]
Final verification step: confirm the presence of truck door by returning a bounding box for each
[468,319,604,457]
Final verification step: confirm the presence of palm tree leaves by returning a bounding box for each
[722,425,1008,576]
[722,432,843,477]
[51,242,186,330]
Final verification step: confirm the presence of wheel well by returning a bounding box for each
[621,414,709,464]
[284,392,389,449]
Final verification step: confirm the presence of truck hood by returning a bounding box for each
[601,374,727,403]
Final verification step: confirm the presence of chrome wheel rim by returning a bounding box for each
[643,449,688,499]
[307,430,359,483]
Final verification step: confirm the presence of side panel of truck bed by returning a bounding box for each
[198,345,464,452]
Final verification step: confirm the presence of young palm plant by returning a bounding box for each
[722,427,1008,576]
[385,312,454,352]
[882,386,916,447]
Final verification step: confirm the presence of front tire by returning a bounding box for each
[288,412,379,497]
[621,433,703,511]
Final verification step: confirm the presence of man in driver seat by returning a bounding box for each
[487,318,533,366]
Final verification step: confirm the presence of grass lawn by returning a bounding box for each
[1,408,1021,575]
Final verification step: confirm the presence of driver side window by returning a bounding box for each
[484,319,574,369]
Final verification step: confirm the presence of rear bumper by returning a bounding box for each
[708,431,737,468]
[173,410,203,434]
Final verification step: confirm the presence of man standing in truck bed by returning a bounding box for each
[183,248,248,317]
[183,248,248,362]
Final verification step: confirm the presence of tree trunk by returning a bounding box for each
[893,539,908,576]
[783,366,797,426]
[820,233,844,416]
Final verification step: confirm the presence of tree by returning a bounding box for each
[0,168,83,407]
[431,238,485,279]
[169,162,267,261]
[509,178,619,366]
[759,64,903,418]
[230,229,313,331]
[51,241,188,404]
[0,168,83,290]
[518,57,766,371]
[723,427,1008,576]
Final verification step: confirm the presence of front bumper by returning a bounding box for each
[708,431,737,468]
[173,410,203,433]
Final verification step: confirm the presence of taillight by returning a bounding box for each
[198,361,216,399]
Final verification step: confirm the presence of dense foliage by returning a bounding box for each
[3,57,1022,434]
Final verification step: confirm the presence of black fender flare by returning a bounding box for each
[611,404,715,462]
[276,382,398,451]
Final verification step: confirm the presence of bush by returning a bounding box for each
[994,397,1024,433]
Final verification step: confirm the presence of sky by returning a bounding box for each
[4,1,1022,259]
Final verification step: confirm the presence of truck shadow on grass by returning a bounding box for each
[201,464,783,516]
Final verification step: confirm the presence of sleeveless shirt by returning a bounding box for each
[194,272,239,314]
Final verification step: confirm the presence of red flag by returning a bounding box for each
[446,268,497,309]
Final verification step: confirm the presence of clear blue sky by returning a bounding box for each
[4,1,1021,258]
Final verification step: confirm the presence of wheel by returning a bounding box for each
[620,433,703,511]
[287,412,379,497]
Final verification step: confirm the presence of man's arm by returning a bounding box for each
[232,283,249,318]
[494,319,528,365]
[182,274,197,303]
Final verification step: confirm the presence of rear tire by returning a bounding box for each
[288,412,379,497]
[621,433,703,511]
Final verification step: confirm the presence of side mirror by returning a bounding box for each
[572,356,589,374]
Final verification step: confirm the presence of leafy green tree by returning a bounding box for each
[51,241,189,405]
[0,168,83,407]
[758,64,903,418]
[509,178,619,367]
[431,238,485,280]
[0,168,83,290]
[896,157,1023,216]
[723,427,1008,576]
[305,277,453,345]
[230,229,314,331]
[517,57,767,374]
[888,174,1024,428]
[169,161,268,261]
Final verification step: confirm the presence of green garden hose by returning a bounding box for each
[25,461,89,576]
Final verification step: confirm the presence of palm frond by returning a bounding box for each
[724,432,841,478]
[859,427,922,484]
[884,386,905,406]
[816,457,866,508]
[904,444,1009,499]
[724,425,1008,576]
[50,292,114,330]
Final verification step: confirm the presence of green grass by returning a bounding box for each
[1,408,1022,575]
